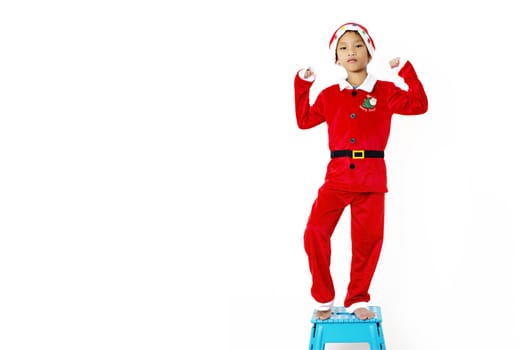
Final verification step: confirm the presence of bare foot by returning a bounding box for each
[315,309,332,320]
[354,307,375,320]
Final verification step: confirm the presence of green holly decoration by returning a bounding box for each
[362,96,376,109]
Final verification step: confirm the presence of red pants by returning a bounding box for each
[304,185,384,308]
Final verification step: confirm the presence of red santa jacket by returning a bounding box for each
[294,60,428,192]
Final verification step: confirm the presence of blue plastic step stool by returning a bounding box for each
[308,306,386,350]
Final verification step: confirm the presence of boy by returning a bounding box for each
[294,22,428,320]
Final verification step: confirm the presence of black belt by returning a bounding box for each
[330,150,384,159]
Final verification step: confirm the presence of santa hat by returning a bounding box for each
[329,22,375,62]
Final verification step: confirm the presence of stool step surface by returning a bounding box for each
[311,306,382,323]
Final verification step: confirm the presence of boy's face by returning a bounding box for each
[335,31,370,72]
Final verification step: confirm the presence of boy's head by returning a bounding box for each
[329,22,375,63]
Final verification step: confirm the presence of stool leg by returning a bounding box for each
[308,323,325,350]
[308,324,315,350]
[370,322,386,350]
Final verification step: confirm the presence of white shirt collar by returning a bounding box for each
[338,74,377,92]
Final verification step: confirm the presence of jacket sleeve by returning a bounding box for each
[387,60,428,115]
[294,71,326,129]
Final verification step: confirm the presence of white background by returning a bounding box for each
[1,1,524,349]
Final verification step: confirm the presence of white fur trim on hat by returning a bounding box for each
[329,22,375,62]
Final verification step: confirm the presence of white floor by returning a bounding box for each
[325,343,370,350]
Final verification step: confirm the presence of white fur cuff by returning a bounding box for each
[345,301,369,313]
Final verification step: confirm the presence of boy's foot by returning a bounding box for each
[315,309,333,320]
[353,307,375,320]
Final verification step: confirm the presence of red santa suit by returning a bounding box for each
[295,58,428,311]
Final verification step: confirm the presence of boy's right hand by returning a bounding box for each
[304,68,315,80]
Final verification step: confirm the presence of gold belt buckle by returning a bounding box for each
[352,150,365,159]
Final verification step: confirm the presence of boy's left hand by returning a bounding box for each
[389,57,401,69]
